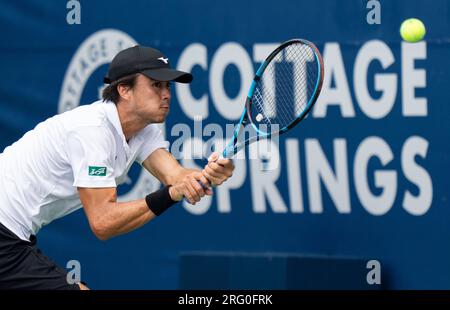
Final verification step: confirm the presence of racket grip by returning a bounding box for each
[198,179,210,190]
[201,153,228,188]
[183,179,211,204]
[199,152,228,189]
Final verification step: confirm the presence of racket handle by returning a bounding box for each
[200,153,224,188]
[183,179,211,204]
[198,179,210,190]
[196,151,229,192]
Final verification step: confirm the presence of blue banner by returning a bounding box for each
[0,0,449,289]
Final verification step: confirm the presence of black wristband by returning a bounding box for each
[145,186,177,216]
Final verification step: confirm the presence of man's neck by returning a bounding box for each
[116,102,147,141]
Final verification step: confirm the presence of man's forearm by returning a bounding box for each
[167,167,198,185]
[142,149,188,186]
[91,199,155,240]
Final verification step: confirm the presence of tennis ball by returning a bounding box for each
[400,18,426,43]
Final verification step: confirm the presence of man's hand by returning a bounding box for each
[169,170,213,205]
[202,152,235,186]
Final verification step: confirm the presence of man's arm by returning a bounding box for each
[142,148,234,194]
[142,148,212,204]
[79,187,155,240]
[78,185,183,241]
[141,148,198,185]
[80,149,234,240]
[141,148,182,185]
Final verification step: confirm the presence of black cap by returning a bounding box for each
[104,45,193,84]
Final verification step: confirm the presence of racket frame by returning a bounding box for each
[222,39,324,158]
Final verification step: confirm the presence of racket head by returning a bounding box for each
[246,39,324,136]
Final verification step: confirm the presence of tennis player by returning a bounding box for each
[0,46,234,290]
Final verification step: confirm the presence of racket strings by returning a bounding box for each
[252,90,273,126]
[252,42,319,131]
[269,45,315,124]
[277,45,316,122]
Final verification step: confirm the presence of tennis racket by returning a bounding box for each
[201,38,324,186]
[220,38,323,158]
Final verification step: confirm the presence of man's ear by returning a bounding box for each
[117,83,132,101]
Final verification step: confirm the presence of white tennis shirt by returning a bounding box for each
[0,101,169,241]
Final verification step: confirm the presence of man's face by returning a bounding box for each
[129,74,171,123]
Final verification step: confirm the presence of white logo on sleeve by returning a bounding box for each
[158,57,169,64]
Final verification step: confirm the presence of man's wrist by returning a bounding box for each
[145,186,178,216]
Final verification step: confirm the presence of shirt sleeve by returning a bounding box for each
[135,124,170,164]
[66,126,117,188]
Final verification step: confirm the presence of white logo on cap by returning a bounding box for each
[158,57,169,64]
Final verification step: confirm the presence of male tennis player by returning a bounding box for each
[0,46,234,290]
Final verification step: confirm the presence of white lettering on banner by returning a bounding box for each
[210,43,254,120]
[354,40,397,119]
[58,29,136,114]
[354,137,397,216]
[59,32,433,217]
[402,42,428,116]
[254,43,281,118]
[173,135,432,216]
[176,40,428,120]
[176,43,209,120]
[216,156,247,213]
[171,40,431,216]
[253,43,280,63]
[305,139,351,214]
[287,47,316,116]
[312,43,356,118]
[286,139,304,213]
[401,136,433,215]
[249,140,288,213]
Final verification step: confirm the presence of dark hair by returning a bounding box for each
[102,73,139,104]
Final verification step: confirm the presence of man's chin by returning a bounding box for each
[150,116,167,124]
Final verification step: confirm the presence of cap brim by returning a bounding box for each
[141,68,193,83]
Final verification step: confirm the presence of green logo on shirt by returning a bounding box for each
[88,166,107,176]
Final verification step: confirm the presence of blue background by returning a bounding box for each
[0,0,449,289]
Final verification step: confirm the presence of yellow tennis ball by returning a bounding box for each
[400,18,426,43]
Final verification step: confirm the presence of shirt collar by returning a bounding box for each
[102,101,130,150]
